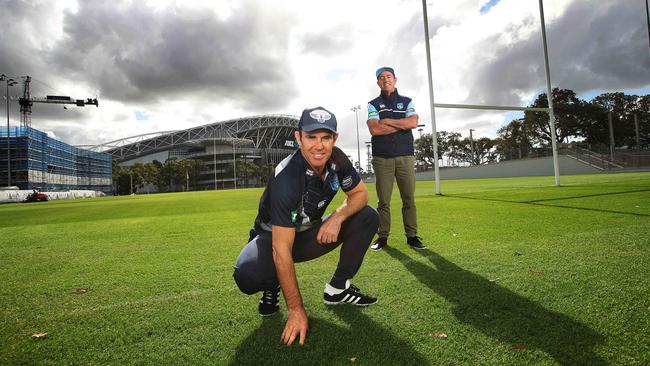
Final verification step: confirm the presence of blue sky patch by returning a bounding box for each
[480,0,501,14]
[135,111,150,121]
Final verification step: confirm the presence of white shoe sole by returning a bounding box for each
[323,298,378,306]
[259,309,279,317]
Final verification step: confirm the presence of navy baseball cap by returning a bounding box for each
[375,66,395,78]
[298,107,337,133]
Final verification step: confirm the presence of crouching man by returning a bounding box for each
[233,107,379,346]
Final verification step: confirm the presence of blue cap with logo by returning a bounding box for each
[375,66,395,78]
[298,107,337,133]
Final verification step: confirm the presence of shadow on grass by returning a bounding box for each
[385,247,605,365]
[229,307,427,365]
[446,188,650,217]
[524,188,650,203]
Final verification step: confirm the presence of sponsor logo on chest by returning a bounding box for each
[330,177,340,191]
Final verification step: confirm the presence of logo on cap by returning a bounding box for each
[309,109,331,123]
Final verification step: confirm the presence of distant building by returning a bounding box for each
[97,114,299,190]
[0,126,112,193]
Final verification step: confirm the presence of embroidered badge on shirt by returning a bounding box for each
[330,177,340,191]
[397,102,404,109]
[342,176,353,189]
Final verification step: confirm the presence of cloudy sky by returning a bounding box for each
[1,0,649,166]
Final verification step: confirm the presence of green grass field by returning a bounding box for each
[1,172,649,365]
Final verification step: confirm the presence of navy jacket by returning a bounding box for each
[367,89,417,157]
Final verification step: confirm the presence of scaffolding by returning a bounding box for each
[0,126,112,193]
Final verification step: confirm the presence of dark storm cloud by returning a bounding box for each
[0,1,48,77]
[465,0,650,105]
[5,0,298,112]
[549,0,650,93]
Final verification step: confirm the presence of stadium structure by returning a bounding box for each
[96,114,299,191]
[0,126,112,193]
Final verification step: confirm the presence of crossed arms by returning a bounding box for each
[366,114,419,136]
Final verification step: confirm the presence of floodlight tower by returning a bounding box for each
[365,141,372,174]
[351,105,362,172]
[469,129,475,166]
[1,74,18,186]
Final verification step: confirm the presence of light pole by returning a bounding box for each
[1,74,18,187]
[351,105,362,172]
[634,97,641,151]
[469,129,475,166]
[421,0,441,194]
[232,139,237,189]
[365,141,372,174]
[608,111,615,161]
[213,137,217,190]
[416,124,425,170]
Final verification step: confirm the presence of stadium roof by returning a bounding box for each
[93,114,298,162]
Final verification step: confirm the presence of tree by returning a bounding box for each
[112,160,131,195]
[415,131,461,168]
[235,159,259,188]
[160,158,185,192]
[415,133,436,168]
[449,136,497,165]
[146,160,166,192]
[437,131,461,160]
[128,163,148,193]
[495,119,531,161]
[634,95,650,148]
[590,92,641,148]
[473,137,498,165]
[257,164,274,186]
[524,88,588,145]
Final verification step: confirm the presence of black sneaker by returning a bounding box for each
[370,237,387,251]
[407,236,427,250]
[323,281,378,306]
[258,286,280,316]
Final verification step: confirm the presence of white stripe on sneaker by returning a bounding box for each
[341,294,351,302]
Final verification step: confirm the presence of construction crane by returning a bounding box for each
[18,75,98,128]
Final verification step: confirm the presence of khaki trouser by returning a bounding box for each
[372,155,417,238]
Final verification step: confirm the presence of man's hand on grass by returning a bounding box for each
[281,306,309,346]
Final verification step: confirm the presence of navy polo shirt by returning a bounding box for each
[253,146,361,233]
[367,89,417,157]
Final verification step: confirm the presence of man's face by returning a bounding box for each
[377,71,396,94]
[295,129,338,173]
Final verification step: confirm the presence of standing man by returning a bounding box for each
[233,107,379,346]
[367,66,426,251]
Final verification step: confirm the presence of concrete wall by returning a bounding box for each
[120,151,170,166]
[415,155,603,181]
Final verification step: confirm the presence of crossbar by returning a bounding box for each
[433,103,549,112]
